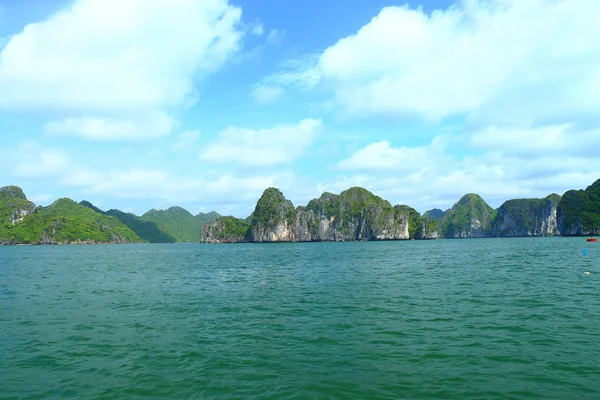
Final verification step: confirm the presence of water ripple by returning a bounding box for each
[1,238,600,399]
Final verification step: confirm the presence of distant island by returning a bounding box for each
[200,178,600,243]
[1,178,599,245]
[0,186,219,245]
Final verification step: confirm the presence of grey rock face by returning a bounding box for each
[248,188,297,242]
[200,216,250,244]
[417,219,441,239]
[492,196,560,237]
[201,187,418,243]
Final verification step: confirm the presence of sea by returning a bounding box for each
[1,238,600,399]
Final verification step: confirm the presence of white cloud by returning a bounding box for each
[172,130,200,151]
[251,21,264,36]
[250,85,284,104]
[200,118,322,166]
[334,126,600,211]
[44,113,174,140]
[6,140,301,216]
[12,142,69,179]
[470,124,600,158]
[0,0,243,140]
[268,1,600,124]
[337,140,445,172]
[258,52,321,91]
[58,167,297,205]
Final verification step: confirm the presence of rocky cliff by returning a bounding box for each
[492,194,561,237]
[0,186,36,244]
[200,216,251,243]
[557,179,600,236]
[300,188,412,241]
[417,217,442,239]
[440,194,497,238]
[201,187,423,243]
[0,186,35,224]
[248,188,297,242]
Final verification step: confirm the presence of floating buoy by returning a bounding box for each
[584,271,591,275]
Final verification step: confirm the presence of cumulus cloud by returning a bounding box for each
[264,1,599,125]
[200,119,322,166]
[0,0,243,140]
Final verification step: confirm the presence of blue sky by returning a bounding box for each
[1,0,599,217]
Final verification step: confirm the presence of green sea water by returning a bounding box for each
[1,238,600,399]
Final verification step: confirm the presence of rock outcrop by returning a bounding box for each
[492,194,561,237]
[201,187,421,243]
[200,216,251,243]
[417,217,442,239]
[299,188,412,241]
[557,179,600,236]
[439,194,497,238]
[0,186,35,225]
[0,186,36,244]
[248,188,297,242]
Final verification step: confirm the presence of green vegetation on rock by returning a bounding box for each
[423,208,446,220]
[440,193,497,238]
[252,188,297,229]
[558,179,600,235]
[217,216,251,240]
[142,207,219,242]
[0,186,35,227]
[337,187,396,237]
[492,194,560,237]
[306,192,339,217]
[419,217,441,239]
[0,186,36,243]
[2,197,142,244]
[200,215,251,243]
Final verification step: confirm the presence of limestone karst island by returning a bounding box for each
[1,178,599,245]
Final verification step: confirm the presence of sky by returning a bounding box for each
[1,0,599,217]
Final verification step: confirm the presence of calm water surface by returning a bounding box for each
[1,238,600,399]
